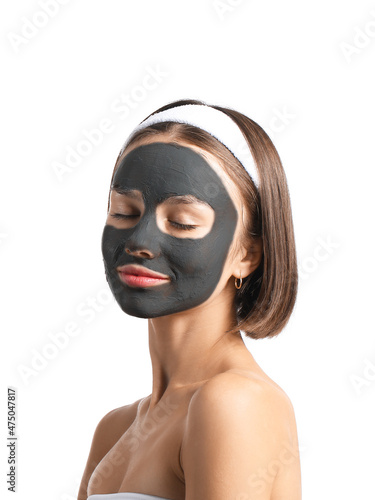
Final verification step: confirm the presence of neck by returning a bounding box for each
[146,285,248,409]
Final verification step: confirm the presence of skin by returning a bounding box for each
[77,135,302,500]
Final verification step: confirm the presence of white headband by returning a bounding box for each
[119,104,260,189]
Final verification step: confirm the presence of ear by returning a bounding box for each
[234,237,263,279]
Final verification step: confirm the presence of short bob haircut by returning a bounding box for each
[109,99,298,340]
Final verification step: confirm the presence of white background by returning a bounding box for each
[1,1,375,499]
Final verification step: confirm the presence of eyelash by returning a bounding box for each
[110,213,197,231]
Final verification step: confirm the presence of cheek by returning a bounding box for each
[166,239,209,275]
[163,228,233,278]
[101,225,128,264]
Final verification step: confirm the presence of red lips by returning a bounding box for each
[116,264,170,280]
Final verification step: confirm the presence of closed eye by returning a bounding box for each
[168,221,197,231]
[111,213,139,220]
[110,213,197,231]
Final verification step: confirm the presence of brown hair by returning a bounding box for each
[110,99,298,340]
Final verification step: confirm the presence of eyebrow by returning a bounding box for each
[111,185,211,208]
[163,194,211,208]
[111,185,141,199]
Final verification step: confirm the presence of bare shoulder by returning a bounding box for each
[198,370,294,432]
[77,397,144,500]
[181,371,301,499]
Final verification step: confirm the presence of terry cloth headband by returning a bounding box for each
[119,104,260,189]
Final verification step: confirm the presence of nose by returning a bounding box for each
[124,213,160,259]
[125,246,154,259]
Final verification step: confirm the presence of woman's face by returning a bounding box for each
[101,138,242,318]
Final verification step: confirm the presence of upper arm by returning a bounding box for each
[77,400,141,500]
[181,374,301,500]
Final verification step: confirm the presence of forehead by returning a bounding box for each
[112,142,233,209]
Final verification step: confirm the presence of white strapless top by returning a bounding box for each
[87,493,172,500]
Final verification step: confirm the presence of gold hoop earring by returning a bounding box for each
[234,272,242,290]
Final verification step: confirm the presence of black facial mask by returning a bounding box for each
[101,142,238,318]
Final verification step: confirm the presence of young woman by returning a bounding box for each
[77,99,302,500]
